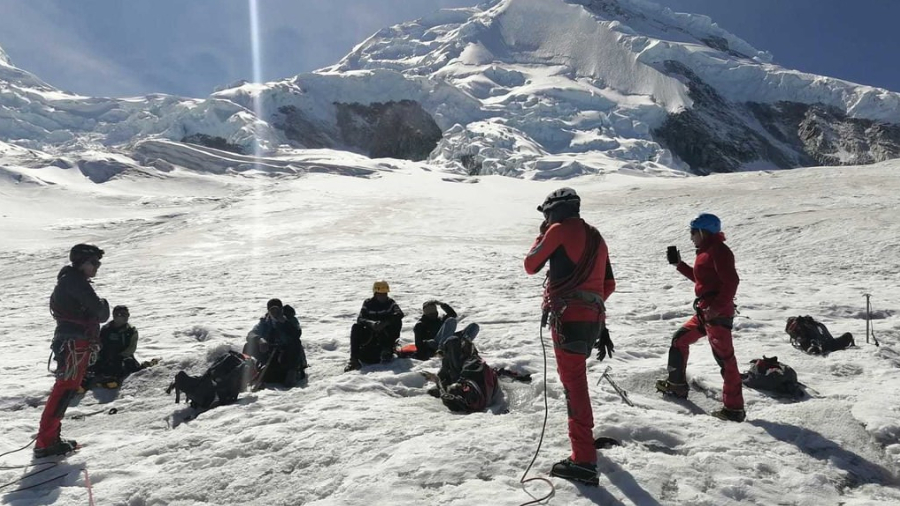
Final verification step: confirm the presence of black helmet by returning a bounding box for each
[537,187,580,213]
[69,244,104,266]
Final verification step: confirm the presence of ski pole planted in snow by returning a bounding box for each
[864,293,881,347]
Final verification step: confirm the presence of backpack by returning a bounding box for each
[741,356,803,398]
[167,351,256,409]
[785,315,833,354]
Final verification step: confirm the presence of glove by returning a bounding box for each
[666,246,681,265]
[539,220,549,234]
[594,326,614,361]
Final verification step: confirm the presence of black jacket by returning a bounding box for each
[413,304,457,357]
[357,297,404,327]
[50,265,109,338]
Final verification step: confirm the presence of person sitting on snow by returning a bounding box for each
[344,281,404,371]
[412,300,457,360]
[422,323,499,413]
[244,298,307,387]
[83,305,155,390]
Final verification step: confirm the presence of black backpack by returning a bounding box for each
[741,356,803,398]
[785,315,833,354]
[167,351,256,409]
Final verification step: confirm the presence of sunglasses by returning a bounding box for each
[114,312,129,318]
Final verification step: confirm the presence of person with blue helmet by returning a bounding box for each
[658,213,745,422]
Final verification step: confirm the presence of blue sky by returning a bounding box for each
[0,0,897,98]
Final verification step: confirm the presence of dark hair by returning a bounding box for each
[267,298,283,309]
[113,305,129,317]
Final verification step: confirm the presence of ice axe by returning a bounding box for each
[597,366,634,407]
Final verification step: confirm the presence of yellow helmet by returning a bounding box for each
[373,280,390,294]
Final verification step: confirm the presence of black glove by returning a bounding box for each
[666,245,681,265]
[594,326,614,361]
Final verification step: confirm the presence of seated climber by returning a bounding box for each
[344,281,404,372]
[244,298,307,387]
[411,300,457,360]
[83,305,155,389]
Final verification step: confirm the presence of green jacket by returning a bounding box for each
[99,322,139,357]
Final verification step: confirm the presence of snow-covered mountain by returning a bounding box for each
[2,0,900,180]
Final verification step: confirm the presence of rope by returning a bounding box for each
[518,323,555,506]
[544,222,602,301]
[0,436,37,459]
[83,466,96,506]
[0,462,63,491]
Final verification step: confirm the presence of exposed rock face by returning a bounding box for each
[749,102,900,166]
[274,100,442,161]
[654,61,900,173]
[181,133,245,154]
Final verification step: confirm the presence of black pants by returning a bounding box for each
[555,321,602,356]
[825,333,855,352]
[350,324,398,364]
[87,356,141,382]
[245,340,307,383]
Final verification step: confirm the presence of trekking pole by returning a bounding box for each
[250,349,278,392]
[597,366,634,407]
[865,293,871,345]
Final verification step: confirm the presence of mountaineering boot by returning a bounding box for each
[380,349,394,363]
[33,438,78,459]
[711,407,746,422]
[656,379,689,398]
[344,358,361,372]
[550,458,599,487]
[284,368,298,388]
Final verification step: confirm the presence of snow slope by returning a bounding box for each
[1,152,899,505]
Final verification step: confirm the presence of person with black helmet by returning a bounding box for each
[83,305,149,390]
[413,300,457,360]
[35,244,110,458]
[524,188,616,487]
[658,213,745,422]
[344,281,404,372]
[244,298,307,387]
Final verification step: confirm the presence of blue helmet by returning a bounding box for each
[689,213,721,234]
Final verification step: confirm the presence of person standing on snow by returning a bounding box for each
[524,188,616,486]
[344,281,404,371]
[35,244,110,458]
[657,213,745,422]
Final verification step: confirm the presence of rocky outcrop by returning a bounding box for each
[334,100,442,161]
[749,102,900,166]
[274,100,442,161]
[653,61,900,173]
[181,133,245,155]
